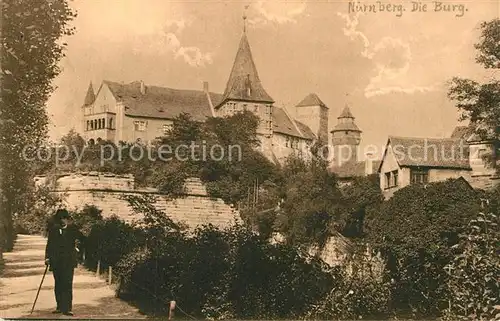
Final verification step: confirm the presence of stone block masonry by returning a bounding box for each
[35,172,241,229]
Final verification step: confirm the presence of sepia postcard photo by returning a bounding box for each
[0,0,499,320]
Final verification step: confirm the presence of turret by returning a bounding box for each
[331,104,362,166]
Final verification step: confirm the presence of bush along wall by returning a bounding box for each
[79,195,338,319]
[84,216,335,319]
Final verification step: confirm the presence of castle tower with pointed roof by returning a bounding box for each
[295,93,329,143]
[82,82,95,133]
[331,104,362,166]
[215,23,274,137]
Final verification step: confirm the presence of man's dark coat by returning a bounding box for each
[45,222,84,313]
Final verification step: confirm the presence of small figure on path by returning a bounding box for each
[44,209,85,316]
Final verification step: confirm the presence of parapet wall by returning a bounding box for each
[35,172,240,229]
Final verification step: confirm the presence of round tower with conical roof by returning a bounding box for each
[331,104,362,166]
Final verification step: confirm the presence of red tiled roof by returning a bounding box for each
[104,81,221,122]
[330,160,382,178]
[296,93,328,109]
[218,34,274,106]
[387,136,471,169]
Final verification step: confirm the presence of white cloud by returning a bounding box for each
[336,5,439,97]
[336,11,371,58]
[175,46,213,67]
[248,0,307,26]
[133,18,213,67]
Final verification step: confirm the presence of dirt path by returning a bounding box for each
[0,234,146,319]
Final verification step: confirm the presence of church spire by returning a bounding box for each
[217,14,273,107]
[83,82,95,106]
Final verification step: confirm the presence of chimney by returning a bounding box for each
[203,81,209,93]
[365,152,374,175]
[140,80,146,95]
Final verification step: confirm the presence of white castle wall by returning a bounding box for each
[35,173,240,229]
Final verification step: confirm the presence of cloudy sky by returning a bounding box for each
[48,0,499,158]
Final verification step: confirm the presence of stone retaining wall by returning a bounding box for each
[35,172,240,229]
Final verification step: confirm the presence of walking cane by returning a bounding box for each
[30,264,49,315]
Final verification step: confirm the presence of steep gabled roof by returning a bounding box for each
[384,136,471,169]
[218,33,274,106]
[295,120,316,140]
[98,80,315,141]
[103,80,222,121]
[83,82,95,106]
[296,93,328,109]
[272,107,314,140]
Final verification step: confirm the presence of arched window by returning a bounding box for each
[86,120,90,131]
[88,138,95,146]
[96,137,102,144]
[109,118,113,129]
[102,118,106,129]
[93,119,97,130]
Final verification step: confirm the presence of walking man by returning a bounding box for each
[45,209,84,316]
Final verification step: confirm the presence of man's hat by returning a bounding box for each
[55,208,70,220]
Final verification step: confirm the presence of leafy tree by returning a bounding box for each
[365,178,482,316]
[14,182,65,235]
[275,155,344,247]
[339,174,384,238]
[475,19,500,69]
[199,111,278,205]
[0,0,76,250]
[448,19,500,142]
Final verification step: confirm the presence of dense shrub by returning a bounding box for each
[82,194,335,319]
[84,216,144,271]
[112,223,334,319]
[366,178,482,317]
[71,205,103,236]
[308,249,391,320]
[443,212,499,321]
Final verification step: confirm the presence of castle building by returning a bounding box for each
[331,105,362,167]
[80,27,326,164]
[329,105,381,185]
[378,125,499,199]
